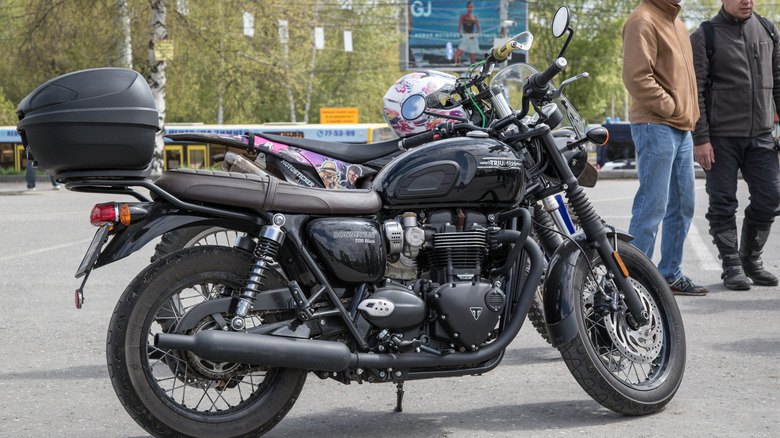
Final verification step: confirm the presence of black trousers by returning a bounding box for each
[705,133,780,233]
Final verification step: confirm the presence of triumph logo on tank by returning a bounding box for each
[479,158,523,170]
[470,307,483,320]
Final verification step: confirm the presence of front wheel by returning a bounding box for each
[558,242,686,415]
[107,246,307,437]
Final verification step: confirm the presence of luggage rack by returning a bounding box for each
[58,168,264,224]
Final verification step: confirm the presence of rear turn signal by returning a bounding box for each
[90,203,147,227]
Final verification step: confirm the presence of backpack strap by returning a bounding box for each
[701,20,715,59]
[754,12,778,45]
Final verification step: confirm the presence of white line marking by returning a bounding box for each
[0,239,93,262]
[688,223,720,271]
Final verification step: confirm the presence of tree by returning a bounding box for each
[0,0,126,110]
[0,87,17,125]
[528,0,635,125]
[149,0,167,174]
[0,0,403,128]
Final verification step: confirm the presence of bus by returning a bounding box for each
[1,122,396,171]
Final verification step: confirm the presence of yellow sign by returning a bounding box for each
[320,107,359,124]
[154,39,174,61]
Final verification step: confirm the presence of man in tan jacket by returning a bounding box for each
[622,0,709,295]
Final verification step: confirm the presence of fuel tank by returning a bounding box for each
[373,137,525,208]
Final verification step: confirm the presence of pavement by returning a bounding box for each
[0,178,777,438]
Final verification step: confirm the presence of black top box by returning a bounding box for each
[16,68,159,175]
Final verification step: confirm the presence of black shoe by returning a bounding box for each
[743,262,779,287]
[668,275,709,296]
[722,266,751,291]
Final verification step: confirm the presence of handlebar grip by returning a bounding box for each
[399,129,439,149]
[491,41,517,63]
[531,57,568,90]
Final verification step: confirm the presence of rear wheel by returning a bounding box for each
[558,242,686,415]
[108,246,306,437]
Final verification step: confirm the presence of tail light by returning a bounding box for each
[90,202,147,227]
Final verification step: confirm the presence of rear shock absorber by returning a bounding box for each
[231,214,286,330]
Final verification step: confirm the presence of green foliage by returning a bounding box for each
[0,87,17,125]
[528,0,635,124]
[0,0,402,127]
[12,1,777,129]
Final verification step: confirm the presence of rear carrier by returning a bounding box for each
[16,68,159,179]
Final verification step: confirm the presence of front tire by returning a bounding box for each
[558,242,686,415]
[107,246,306,437]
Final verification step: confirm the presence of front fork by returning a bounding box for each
[540,131,650,327]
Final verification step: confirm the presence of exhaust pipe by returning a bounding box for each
[156,237,543,373]
[155,331,352,372]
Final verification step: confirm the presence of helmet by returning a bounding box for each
[382,70,466,138]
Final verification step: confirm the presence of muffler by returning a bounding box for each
[155,331,352,372]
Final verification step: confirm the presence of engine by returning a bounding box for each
[357,209,506,351]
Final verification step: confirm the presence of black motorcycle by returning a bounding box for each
[17,6,685,437]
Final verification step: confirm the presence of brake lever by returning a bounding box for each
[550,72,589,100]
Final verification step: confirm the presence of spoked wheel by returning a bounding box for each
[558,242,686,415]
[152,226,244,262]
[108,246,306,437]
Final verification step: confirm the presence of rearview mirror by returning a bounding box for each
[552,6,570,38]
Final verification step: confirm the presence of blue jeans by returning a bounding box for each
[628,123,696,283]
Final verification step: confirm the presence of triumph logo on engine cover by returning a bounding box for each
[478,157,523,170]
[470,307,483,320]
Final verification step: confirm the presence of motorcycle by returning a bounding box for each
[152,37,591,345]
[17,6,685,437]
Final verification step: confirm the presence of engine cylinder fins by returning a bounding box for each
[429,230,488,269]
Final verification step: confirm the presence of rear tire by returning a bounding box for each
[107,246,306,437]
[558,243,686,415]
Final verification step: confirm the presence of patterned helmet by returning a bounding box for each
[382,70,467,138]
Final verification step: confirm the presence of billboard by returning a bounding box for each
[402,0,528,71]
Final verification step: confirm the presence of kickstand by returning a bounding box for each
[394,382,405,413]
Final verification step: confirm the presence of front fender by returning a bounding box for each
[95,201,260,268]
[542,229,633,348]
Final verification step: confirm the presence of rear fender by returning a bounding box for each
[542,229,633,347]
[95,202,260,268]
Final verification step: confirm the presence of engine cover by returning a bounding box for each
[431,282,505,349]
[358,284,426,329]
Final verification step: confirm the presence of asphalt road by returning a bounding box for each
[0,178,778,438]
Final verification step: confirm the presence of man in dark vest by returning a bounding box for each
[691,0,780,290]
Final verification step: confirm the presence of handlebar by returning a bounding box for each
[398,122,491,150]
[530,57,567,92]
[398,129,440,150]
[489,31,533,63]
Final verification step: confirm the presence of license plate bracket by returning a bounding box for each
[75,224,112,278]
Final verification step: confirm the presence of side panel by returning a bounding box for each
[306,218,386,283]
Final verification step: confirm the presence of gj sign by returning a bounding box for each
[401,0,527,71]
